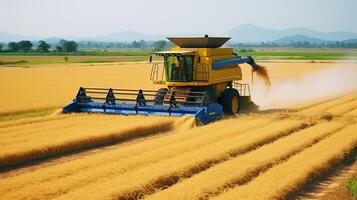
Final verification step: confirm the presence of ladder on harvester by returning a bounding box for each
[150,63,165,84]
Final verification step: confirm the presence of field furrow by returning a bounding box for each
[0,116,271,196]
[212,124,357,200]
[0,116,127,144]
[289,97,338,110]
[0,114,92,134]
[0,115,174,169]
[1,59,356,200]
[144,121,346,200]
[0,114,169,145]
[325,99,357,116]
[345,107,357,116]
[299,93,357,115]
[0,112,73,129]
[43,120,308,200]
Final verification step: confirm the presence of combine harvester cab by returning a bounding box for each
[63,87,223,124]
[64,35,266,124]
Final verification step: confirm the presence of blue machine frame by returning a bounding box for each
[63,87,223,124]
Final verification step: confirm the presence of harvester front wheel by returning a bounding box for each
[220,88,240,115]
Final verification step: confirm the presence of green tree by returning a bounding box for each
[55,45,63,52]
[62,40,78,52]
[0,43,3,52]
[37,40,51,52]
[139,40,146,49]
[8,42,19,52]
[18,40,33,52]
[59,39,66,45]
[131,41,141,48]
[154,40,167,51]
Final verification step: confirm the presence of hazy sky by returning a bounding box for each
[1,0,357,37]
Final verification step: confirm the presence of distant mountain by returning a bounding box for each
[0,31,40,42]
[90,31,214,42]
[274,34,328,44]
[227,24,357,42]
[342,38,357,44]
[1,24,357,43]
[43,37,66,44]
[91,31,164,42]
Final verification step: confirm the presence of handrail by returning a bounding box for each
[233,81,251,97]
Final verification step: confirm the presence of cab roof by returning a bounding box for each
[155,50,194,56]
[167,36,231,48]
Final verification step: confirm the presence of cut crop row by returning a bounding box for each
[144,121,346,200]
[49,120,308,200]
[213,124,357,200]
[0,116,272,199]
[0,115,174,169]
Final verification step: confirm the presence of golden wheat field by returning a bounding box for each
[0,60,357,200]
[0,61,342,115]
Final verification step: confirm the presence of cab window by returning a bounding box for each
[164,55,194,82]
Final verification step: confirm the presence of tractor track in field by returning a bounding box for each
[0,129,172,178]
[0,116,264,179]
[208,124,357,200]
[1,93,357,200]
[298,94,357,115]
[295,160,357,200]
[204,123,349,200]
[287,147,357,200]
[142,121,348,200]
[0,119,175,172]
[9,120,308,200]
[112,122,312,200]
[134,96,357,200]
[0,118,256,179]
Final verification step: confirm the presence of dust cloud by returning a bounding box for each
[251,63,357,109]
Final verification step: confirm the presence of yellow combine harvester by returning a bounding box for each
[63,35,263,124]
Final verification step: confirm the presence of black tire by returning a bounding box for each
[219,88,240,115]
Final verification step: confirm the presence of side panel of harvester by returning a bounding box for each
[164,48,242,87]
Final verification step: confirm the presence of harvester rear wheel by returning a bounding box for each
[220,88,240,115]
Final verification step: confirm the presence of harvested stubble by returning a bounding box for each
[213,123,357,200]
[0,61,339,115]
[144,121,345,200]
[346,108,357,116]
[47,120,307,200]
[0,63,157,114]
[0,114,174,169]
[326,99,357,116]
[0,112,76,129]
[0,116,272,200]
[0,114,107,139]
[299,93,357,115]
[288,96,337,110]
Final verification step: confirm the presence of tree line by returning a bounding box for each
[0,39,171,53]
[1,39,356,53]
[230,41,357,48]
[77,40,170,51]
[0,40,78,53]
